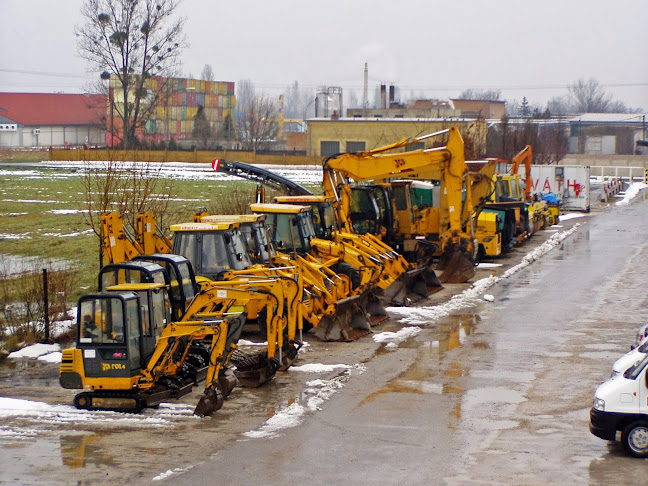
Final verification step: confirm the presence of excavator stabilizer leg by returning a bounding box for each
[380,266,441,306]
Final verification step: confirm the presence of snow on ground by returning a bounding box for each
[243,364,366,440]
[0,397,198,439]
[7,343,61,359]
[616,182,648,206]
[558,213,587,221]
[387,224,581,326]
[7,161,324,187]
[289,363,352,373]
[373,327,421,351]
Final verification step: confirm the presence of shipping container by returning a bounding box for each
[182,106,187,120]
[197,93,205,107]
[227,82,235,95]
[176,120,182,134]
[187,92,196,106]
[512,164,590,211]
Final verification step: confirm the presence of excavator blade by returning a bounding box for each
[231,349,280,388]
[312,295,372,342]
[379,266,441,306]
[194,388,224,416]
[278,341,301,372]
[437,249,476,283]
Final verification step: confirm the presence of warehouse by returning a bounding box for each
[0,93,106,148]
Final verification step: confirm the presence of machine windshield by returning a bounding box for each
[78,297,127,345]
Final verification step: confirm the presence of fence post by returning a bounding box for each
[42,268,50,342]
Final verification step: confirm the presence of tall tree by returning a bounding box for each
[192,105,213,149]
[548,78,641,114]
[77,0,186,147]
[201,64,214,81]
[235,81,278,151]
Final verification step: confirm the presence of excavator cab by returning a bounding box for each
[255,204,317,254]
[171,222,253,281]
[61,287,169,411]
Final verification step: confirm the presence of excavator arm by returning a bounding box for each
[511,145,533,200]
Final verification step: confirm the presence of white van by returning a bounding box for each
[590,353,648,457]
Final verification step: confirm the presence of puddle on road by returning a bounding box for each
[60,433,115,468]
[360,313,481,408]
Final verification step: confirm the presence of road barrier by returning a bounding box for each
[601,177,624,202]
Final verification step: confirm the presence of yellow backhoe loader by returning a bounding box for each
[98,216,303,385]
[173,216,373,342]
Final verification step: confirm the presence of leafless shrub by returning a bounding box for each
[0,259,77,343]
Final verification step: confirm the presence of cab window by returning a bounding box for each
[78,297,126,345]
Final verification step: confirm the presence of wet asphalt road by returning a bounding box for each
[167,194,648,485]
[2,191,648,485]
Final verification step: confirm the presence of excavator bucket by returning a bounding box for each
[437,246,476,284]
[312,294,372,342]
[194,388,224,416]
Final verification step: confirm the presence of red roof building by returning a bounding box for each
[0,93,107,148]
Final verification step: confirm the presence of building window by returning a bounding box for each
[320,141,340,157]
[346,141,366,153]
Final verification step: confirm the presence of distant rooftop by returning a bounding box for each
[0,93,106,126]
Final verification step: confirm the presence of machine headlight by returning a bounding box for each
[593,397,605,411]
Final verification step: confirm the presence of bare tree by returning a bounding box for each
[201,64,214,81]
[568,78,612,113]
[549,78,642,115]
[457,89,502,101]
[76,0,187,148]
[236,80,278,151]
[80,154,177,267]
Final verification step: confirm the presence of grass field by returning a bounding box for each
[0,161,319,303]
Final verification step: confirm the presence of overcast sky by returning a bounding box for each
[1,0,647,111]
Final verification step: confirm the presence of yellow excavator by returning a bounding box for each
[60,275,298,416]
[510,145,559,226]
[321,127,477,283]
[212,160,438,304]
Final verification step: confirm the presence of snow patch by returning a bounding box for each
[289,363,351,373]
[373,326,421,345]
[616,182,648,206]
[8,343,61,360]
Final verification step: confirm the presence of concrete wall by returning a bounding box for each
[50,148,321,165]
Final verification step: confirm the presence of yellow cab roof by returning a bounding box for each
[170,221,241,232]
[200,214,265,223]
[106,282,166,291]
[274,195,332,204]
[250,203,310,214]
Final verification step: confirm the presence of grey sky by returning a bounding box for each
[1,0,647,111]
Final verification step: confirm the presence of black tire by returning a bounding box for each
[622,421,648,458]
[331,262,361,290]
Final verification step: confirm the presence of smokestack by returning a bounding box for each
[363,63,368,114]
[389,85,395,108]
[380,84,386,110]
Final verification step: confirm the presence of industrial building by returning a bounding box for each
[0,93,106,148]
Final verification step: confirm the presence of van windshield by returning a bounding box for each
[624,353,648,380]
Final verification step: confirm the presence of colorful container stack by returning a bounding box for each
[108,75,235,144]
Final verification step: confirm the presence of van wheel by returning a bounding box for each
[622,421,648,457]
